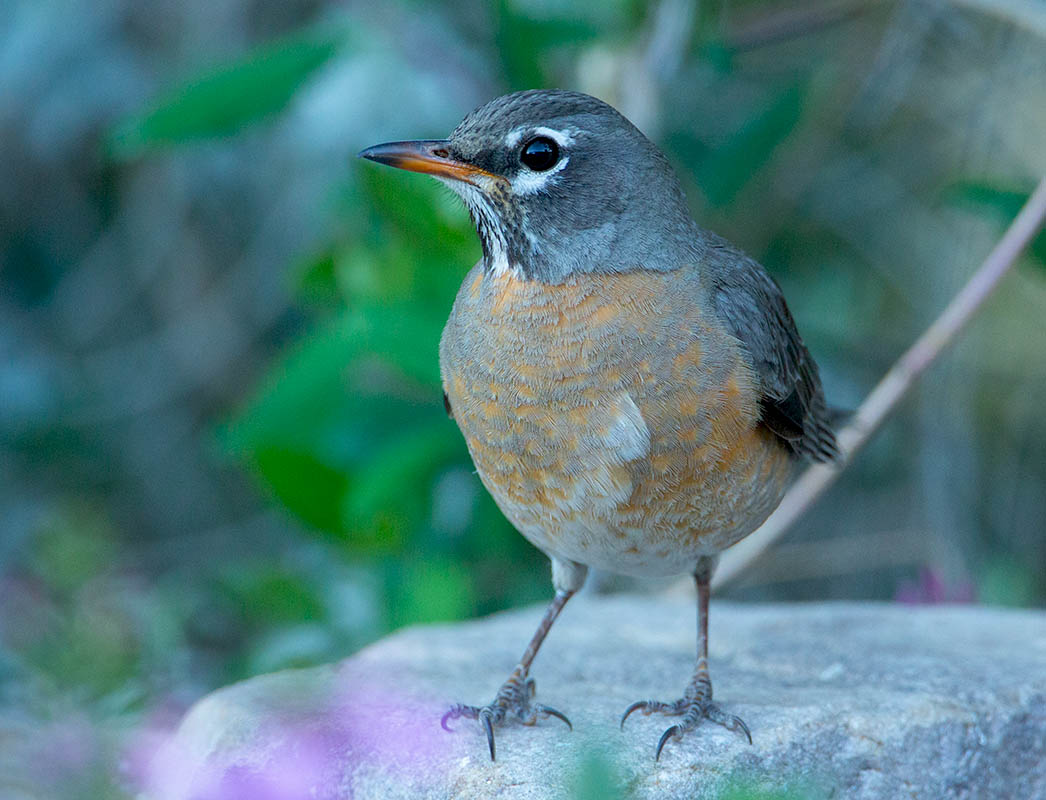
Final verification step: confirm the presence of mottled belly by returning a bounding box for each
[439,267,794,577]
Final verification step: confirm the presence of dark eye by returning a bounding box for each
[520,137,559,171]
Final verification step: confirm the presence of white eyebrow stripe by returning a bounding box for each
[504,126,577,149]
[531,126,576,147]
[510,156,569,196]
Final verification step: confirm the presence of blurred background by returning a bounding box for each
[2,0,1045,796]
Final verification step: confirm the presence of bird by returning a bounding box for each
[359,89,838,762]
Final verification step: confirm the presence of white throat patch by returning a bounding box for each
[436,125,581,279]
[437,176,517,278]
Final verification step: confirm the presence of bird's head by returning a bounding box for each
[359,90,699,283]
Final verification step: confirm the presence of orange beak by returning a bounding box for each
[357,140,492,185]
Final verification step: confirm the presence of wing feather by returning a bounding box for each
[706,236,838,462]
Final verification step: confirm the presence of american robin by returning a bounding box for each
[359,90,837,761]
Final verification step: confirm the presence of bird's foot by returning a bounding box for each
[620,674,751,760]
[440,665,572,761]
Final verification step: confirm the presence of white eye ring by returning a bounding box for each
[505,127,575,195]
[510,155,569,195]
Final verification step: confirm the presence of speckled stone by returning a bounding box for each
[144,597,1046,799]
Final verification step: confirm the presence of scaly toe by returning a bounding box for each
[529,704,572,730]
[620,699,683,730]
[622,695,751,759]
[703,702,752,744]
[441,703,480,731]
[441,671,571,760]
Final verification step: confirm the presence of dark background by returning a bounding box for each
[2,0,1045,795]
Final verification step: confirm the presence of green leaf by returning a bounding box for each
[109,27,344,158]
[493,0,599,90]
[356,167,478,275]
[219,304,456,542]
[342,421,464,525]
[944,181,1046,268]
[224,568,326,625]
[355,301,448,387]
[388,557,475,626]
[31,503,117,596]
[252,446,350,534]
[218,305,447,449]
[695,80,807,207]
[295,249,341,309]
[979,555,1040,607]
[218,313,362,458]
[572,748,626,800]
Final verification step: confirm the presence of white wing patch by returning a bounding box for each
[605,393,650,463]
[536,393,649,516]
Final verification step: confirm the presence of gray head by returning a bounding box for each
[359,90,701,283]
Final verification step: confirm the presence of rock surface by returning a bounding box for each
[144,597,1046,799]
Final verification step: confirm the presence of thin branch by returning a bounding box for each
[715,175,1046,590]
[725,0,1046,52]
[947,0,1046,38]
[726,0,881,52]
[726,529,927,587]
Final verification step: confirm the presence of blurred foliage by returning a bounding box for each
[109,26,345,158]
[564,747,823,799]
[716,783,822,800]
[945,180,1046,267]
[214,166,550,624]
[572,747,627,800]
[687,79,809,207]
[92,0,1044,665]
[3,0,1046,796]
[494,0,603,89]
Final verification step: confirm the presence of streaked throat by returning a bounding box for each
[439,176,522,279]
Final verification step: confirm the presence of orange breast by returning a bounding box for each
[439,265,793,577]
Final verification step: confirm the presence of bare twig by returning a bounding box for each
[715,175,1046,590]
[726,0,881,52]
[612,0,697,138]
[725,0,1046,51]
[947,0,1046,38]
[726,529,928,587]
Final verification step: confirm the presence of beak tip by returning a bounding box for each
[353,139,478,182]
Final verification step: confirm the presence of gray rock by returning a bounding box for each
[143,597,1046,799]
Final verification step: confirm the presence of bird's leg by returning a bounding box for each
[441,588,575,761]
[621,555,751,760]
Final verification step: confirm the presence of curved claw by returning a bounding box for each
[480,708,496,761]
[705,703,753,744]
[731,715,752,745]
[655,724,681,761]
[440,703,476,732]
[620,700,649,730]
[535,704,573,731]
[440,672,570,760]
[440,710,456,732]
